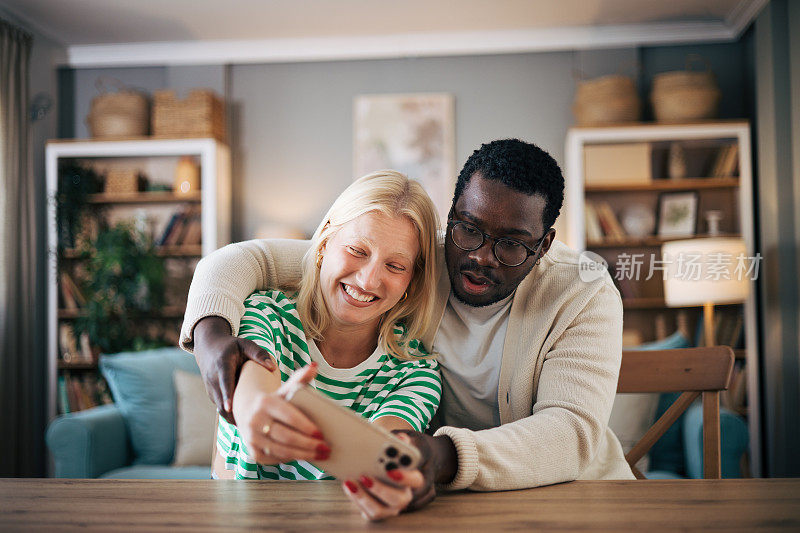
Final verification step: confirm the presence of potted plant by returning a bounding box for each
[55,162,102,250]
[74,221,168,354]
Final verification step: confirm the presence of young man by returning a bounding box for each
[181,139,633,515]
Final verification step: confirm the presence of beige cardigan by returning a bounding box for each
[180,238,634,491]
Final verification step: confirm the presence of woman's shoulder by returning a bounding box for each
[245,289,299,307]
[242,289,302,326]
[386,326,438,371]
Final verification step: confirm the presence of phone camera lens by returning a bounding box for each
[385,462,397,471]
[385,446,398,457]
[399,455,411,466]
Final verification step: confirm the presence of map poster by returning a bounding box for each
[354,93,455,222]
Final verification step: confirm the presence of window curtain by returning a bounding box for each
[1,19,43,476]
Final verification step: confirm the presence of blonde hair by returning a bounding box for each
[296,170,439,360]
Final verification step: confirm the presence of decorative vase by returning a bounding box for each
[174,156,200,195]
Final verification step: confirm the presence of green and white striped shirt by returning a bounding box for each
[216,290,441,480]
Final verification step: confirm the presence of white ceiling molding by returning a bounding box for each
[66,19,750,68]
[726,0,769,38]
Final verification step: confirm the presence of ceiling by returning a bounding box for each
[0,0,768,66]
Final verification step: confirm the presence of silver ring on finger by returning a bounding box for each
[261,422,272,436]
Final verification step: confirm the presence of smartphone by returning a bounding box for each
[284,383,421,483]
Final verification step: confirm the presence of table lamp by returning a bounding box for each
[662,237,749,347]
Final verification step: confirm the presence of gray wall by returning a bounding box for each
[61,42,752,241]
[230,52,575,239]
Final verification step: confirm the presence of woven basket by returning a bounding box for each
[573,75,640,126]
[152,89,226,141]
[86,78,149,138]
[104,169,144,194]
[651,55,720,122]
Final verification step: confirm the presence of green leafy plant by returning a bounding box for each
[75,222,168,354]
[56,162,102,249]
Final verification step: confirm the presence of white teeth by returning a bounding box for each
[344,284,376,302]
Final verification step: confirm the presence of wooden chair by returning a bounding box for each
[617,346,735,479]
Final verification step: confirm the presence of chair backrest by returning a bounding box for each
[617,346,735,479]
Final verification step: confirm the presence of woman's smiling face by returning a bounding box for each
[319,211,419,332]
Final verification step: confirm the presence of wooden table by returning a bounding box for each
[1,479,798,531]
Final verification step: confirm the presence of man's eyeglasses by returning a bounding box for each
[447,219,548,267]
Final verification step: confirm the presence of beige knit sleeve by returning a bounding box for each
[435,281,624,491]
[179,239,311,352]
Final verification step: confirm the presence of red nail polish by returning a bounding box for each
[316,442,331,454]
[359,475,373,488]
[315,450,330,461]
[344,480,358,493]
[309,362,318,369]
[311,430,324,440]
[387,469,403,481]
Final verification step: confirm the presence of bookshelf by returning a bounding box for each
[45,138,231,420]
[564,121,760,476]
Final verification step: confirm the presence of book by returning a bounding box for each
[65,273,86,307]
[60,272,78,310]
[157,211,183,246]
[78,332,95,363]
[719,144,739,177]
[596,202,626,240]
[710,144,739,177]
[57,375,70,414]
[708,145,729,177]
[59,324,80,363]
[96,377,113,405]
[164,208,192,246]
[180,213,202,246]
[584,203,603,242]
[64,375,79,412]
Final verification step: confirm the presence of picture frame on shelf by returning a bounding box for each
[657,191,698,238]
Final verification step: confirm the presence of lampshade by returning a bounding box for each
[662,237,749,307]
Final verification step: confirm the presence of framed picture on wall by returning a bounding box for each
[657,191,699,237]
[353,93,455,221]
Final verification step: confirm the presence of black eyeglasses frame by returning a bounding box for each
[446,218,549,267]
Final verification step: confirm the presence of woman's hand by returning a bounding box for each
[232,363,331,465]
[341,433,425,521]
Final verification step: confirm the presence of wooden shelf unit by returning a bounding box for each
[586,233,743,248]
[46,138,231,418]
[584,177,739,193]
[87,191,202,204]
[564,121,760,476]
[62,245,202,259]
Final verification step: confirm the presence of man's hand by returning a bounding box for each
[192,316,277,424]
[342,431,458,520]
[391,430,459,511]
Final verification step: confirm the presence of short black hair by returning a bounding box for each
[452,139,564,229]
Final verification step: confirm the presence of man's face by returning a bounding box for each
[445,173,554,306]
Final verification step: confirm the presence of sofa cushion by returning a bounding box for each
[99,347,200,465]
[100,465,211,479]
[607,392,659,472]
[172,369,217,466]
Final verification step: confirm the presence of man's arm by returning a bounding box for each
[433,282,624,491]
[180,238,310,421]
[180,238,310,351]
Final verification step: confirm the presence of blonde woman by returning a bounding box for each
[214,171,441,512]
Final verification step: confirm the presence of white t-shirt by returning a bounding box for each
[435,291,514,431]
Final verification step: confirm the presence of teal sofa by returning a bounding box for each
[46,347,211,479]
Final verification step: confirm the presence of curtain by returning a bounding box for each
[0,18,42,476]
